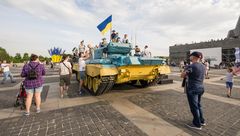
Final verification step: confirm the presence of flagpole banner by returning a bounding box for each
[97,15,112,35]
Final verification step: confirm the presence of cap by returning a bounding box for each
[102,38,106,40]
[190,51,202,59]
[112,30,116,32]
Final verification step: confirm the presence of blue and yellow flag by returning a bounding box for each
[97,15,112,35]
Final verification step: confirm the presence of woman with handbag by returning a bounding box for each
[59,55,72,98]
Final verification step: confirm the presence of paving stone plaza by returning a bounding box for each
[0,66,240,136]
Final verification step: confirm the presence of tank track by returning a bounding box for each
[87,76,116,96]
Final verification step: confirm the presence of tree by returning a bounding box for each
[22,53,29,62]
[0,47,11,62]
[13,53,22,63]
[39,55,45,62]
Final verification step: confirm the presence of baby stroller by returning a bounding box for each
[14,82,27,110]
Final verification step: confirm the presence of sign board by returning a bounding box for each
[190,47,222,67]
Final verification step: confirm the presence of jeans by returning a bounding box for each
[1,71,14,83]
[187,90,205,127]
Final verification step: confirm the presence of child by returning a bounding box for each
[226,67,234,97]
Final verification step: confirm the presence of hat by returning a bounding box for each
[102,38,106,40]
[112,30,116,32]
[190,51,202,59]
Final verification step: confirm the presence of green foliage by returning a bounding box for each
[0,47,50,63]
[22,53,29,62]
[0,47,11,62]
[39,55,45,62]
[13,53,22,63]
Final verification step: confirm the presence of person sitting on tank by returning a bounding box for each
[111,30,117,42]
[110,30,119,42]
[116,37,121,43]
[84,44,94,60]
[122,34,129,44]
[142,45,152,57]
[99,38,108,48]
[134,45,141,56]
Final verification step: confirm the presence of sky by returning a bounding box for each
[0,0,240,57]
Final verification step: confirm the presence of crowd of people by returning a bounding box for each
[0,31,155,117]
[74,30,152,58]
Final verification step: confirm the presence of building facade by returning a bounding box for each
[169,16,240,65]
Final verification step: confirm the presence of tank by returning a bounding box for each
[76,42,171,95]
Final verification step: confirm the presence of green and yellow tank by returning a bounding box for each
[75,42,171,95]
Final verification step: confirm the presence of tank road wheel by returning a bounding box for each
[87,76,93,90]
[93,77,101,93]
[150,74,162,86]
[84,77,88,87]
[139,80,150,87]
[130,80,137,85]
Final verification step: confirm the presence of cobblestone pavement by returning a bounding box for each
[204,83,240,100]
[0,79,23,88]
[67,83,91,98]
[168,74,222,82]
[43,76,76,84]
[213,79,240,86]
[0,101,147,136]
[128,90,240,136]
[0,86,49,110]
[67,82,141,98]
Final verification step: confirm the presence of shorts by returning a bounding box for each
[226,82,233,89]
[25,86,43,94]
[60,75,71,86]
[79,71,86,80]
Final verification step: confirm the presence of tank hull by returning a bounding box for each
[75,42,172,95]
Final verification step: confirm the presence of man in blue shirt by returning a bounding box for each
[181,51,206,130]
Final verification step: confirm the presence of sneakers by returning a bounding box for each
[23,112,30,116]
[201,123,206,126]
[36,108,41,113]
[186,124,202,130]
[79,91,83,96]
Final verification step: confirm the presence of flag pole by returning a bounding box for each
[110,27,112,42]
[110,15,112,42]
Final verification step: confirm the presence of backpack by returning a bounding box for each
[27,64,39,80]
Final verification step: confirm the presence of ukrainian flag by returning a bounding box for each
[97,15,112,35]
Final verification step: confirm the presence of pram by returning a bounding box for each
[14,82,27,110]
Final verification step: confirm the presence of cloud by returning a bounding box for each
[0,0,240,56]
